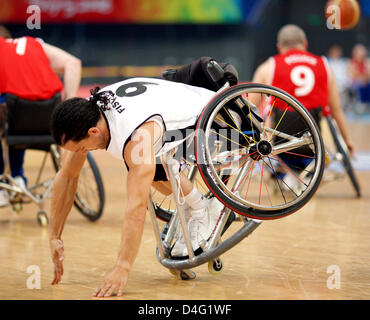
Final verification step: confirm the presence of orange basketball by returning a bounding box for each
[325,0,361,30]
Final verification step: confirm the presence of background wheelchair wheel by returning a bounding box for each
[195,83,325,220]
[326,116,361,197]
[52,148,105,221]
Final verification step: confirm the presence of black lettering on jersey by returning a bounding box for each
[112,101,125,113]
[115,81,158,98]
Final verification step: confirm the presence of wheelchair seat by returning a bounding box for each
[5,93,61,151]
[1,92,105,226]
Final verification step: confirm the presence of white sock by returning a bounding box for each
[167,193,190,210]
[184,187,208,211]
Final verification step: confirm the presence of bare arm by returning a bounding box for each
[93,122,157,298]
[249,59,271,107]
[327,65,354,156]
[49,150,87,284]
[252,59,271,84]
[42,43,82,99]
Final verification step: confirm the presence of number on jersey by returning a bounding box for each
[290,65,315,97]
[9,37,28,56]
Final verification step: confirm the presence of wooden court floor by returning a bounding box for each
[0,121,369,300]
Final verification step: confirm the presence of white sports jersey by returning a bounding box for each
[99,77,215,160]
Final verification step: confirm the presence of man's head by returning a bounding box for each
[328,45,343,59]
[352,43,367,61]
[51,88,111,153]
[0,25,11,38]
[277,24,308,54]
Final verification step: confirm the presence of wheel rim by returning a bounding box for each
[201,85,324,214]
[74,161,102,216]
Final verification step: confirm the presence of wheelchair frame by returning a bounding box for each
[150,152,262,273]
[0,137,55,225]
[321,115,361,197]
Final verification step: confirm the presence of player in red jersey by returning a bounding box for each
[0,25,82,206]
[251,25,354,190]
[252,24,353,156]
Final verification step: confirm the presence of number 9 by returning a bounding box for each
[290,65,315,97]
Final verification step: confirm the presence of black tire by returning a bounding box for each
[326,116,361,197]
[195,83,325,220]
[51,148,105,221]
[154,203,174,222]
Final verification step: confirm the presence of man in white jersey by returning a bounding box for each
[49,77,226,297]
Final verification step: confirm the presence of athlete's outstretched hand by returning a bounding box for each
[50,239,65,285]
[93,266,129,298]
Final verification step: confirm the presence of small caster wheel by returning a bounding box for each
[208,257,223,275]
[13,202,22,214]
[180,269,196,280]
[169,268,196,280]
[37,211,49,227]
[169,268,178,277]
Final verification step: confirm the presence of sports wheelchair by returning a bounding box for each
[0,93,105,227]
[320,109,361,198]
[148,58,325,279]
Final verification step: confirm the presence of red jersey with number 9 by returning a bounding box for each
[0,36,63,101]
[270,49,330,114]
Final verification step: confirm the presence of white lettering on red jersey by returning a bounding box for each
[0,36,63,100]
[270,49,330,112]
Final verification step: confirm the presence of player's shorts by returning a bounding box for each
[125,157,182,182]
[153,161,180,182]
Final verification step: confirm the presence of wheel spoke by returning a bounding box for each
[268,106,289,142]
[270,154,307,187]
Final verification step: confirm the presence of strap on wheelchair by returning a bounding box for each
[162,56,239,92]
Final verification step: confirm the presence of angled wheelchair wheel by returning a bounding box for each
[51,148,105,221]
[326,116,361,197]
[195,83,325,220]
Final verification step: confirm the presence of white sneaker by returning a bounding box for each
[13,176,26,190]
[9,176,26,200]
[171,197,224,258]
[0,189,10,207]
[172,205,192,242]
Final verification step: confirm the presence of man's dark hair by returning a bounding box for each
[0,25,11,38]
[51,87,112,145]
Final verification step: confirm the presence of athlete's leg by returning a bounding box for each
[152,168,223,257]
[152,171,193,197]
